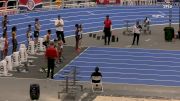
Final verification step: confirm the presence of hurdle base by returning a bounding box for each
[0,73,13,77]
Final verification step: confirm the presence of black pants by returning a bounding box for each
[56,31,65,43]
[12,39,17,53]
[0,50,3,61]
[75,35,80,49]
[34,31,39,38]
[132,33,140,45]
[104,28,111,45]
[47,58,55,79]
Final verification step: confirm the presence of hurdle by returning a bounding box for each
[123,20,133,36]
[58,66,83,100]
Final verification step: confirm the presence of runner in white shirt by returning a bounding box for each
[55,15,66,44]
[132,21,142,45]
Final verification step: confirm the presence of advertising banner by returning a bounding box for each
[96,0,121,4]
[18,0,42,10]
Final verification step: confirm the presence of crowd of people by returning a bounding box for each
[0,14,86,79]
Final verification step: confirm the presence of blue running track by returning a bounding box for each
[54,47,180,87]
[0,5,179,54]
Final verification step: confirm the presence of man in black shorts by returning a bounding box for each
[34,18,40,47]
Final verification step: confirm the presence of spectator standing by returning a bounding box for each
[55,15,66,44]
[45,41,58,79]
[103,15,112,45]
[2,15,8,36]
[26,24,33,46]
[132,21,142,45]
[91,67,102,83]
[75,24,81,51]
[57,39,63,63]
[34,18,40,47]
[3,34,8,58]
[43,30,51,48]
[12,26,17,53]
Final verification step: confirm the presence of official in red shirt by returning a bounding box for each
[104,15,112,45]
[45,41,58,79]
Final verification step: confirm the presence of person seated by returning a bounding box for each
[91,67,102,83]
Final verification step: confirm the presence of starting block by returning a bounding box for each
[5,56,13,71]
[93,34,96,38]
[89,33,93,37]
[97,36,101,40]
[0,59,13,77]
[28,41,35,55]
[37,38,45,52]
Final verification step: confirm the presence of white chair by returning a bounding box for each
[91,76,103,92]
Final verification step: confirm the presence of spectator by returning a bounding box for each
[79,24,83,48]
[75,24,81,51]
[12,26,17,53]
[103,15,112,45]
[45,41,58,79]
[34,18,40,47]
[3,34,8,58]
[26,24,33,46]
[57,39,63,63]
[132,21,142,45]
[91,67,102,83]
[143,17,150,33]
[55,15,66,44]
[2,15,8,35]
[43,30,51,48]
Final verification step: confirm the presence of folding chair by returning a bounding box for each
[91,76,103,92]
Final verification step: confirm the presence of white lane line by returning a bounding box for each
[10,12,178,26]
[68,65,180,73]
[82,53,180,60]
[85,50,180,55]
[71,60,180,68]
[61,70,180,78]
[8,7,180,21]
[54,47,90,77]
[89,42,180,51]
[86,11,95,15]
[77,57,180,64]
[55,74,180,83]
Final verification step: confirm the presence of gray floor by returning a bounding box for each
[1,24,180,101]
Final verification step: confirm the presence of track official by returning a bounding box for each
[45,42,58,79]
[103,15,112,45]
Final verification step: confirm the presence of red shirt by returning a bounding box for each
[45,46,58,59]
[104,19,112,28]
[4,38,8,50]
